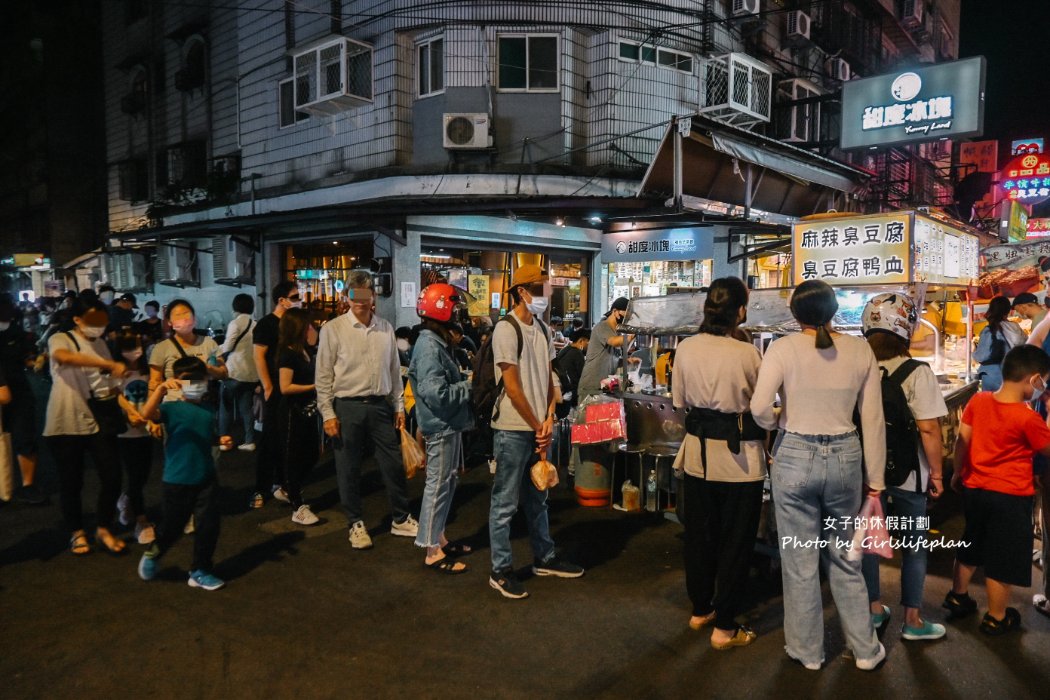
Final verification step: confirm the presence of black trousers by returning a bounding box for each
[280,401,319,507]
[154,476,220,573]
[682,475,764,631]
[255,392,284,493]
[47,433,122,533]
[117,436,153,517]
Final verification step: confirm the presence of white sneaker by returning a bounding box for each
[348,521,373,549]
[390,515,419,537]
[135,522,156,545]
[855,642,886,671]
[292,504,319,526]
[184,515,195,535]
[238,443,256,452]
[219,444,233,452]
[117,494,131,526]
[272,486,290,503]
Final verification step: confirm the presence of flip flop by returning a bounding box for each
[426,557,469,575]
[442,542,473,557]
[711,626,757,650]
[95,529,127,555]
[69,533,91,556]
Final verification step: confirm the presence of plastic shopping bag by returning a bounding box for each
[400,428,425,479]
[530,459,559,491]
[846,494,893,561]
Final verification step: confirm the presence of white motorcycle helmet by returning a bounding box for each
[861,292,918,341]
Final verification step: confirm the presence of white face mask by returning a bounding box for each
[0,321,9,332]
[171,319,195,334]
[525,295,549,316]
[396,339,411,353]
[145,308,158,319]
[122,349,143,362]
[79,325,107,340]
[99,291,115,305]
[180,380,208,401]
[288,300,303,309]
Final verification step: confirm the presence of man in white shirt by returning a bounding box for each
[488,264,583,600]
[317,271,418,550]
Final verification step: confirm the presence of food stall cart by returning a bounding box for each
[610,210,982,516]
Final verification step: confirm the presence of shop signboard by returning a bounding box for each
[999,152,1050,206]
[467,274,489,316]
[840,57,986,149]
[1011,138,1044,155]
[601,227,713,263]
[792,214,911,286]
[792,212,978,287]
[1027,218,1050,239]
[980,239,1050,270]
[1000,200,1030,242]
[959,140,998,174]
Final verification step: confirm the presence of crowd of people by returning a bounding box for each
[1,270,1047,668]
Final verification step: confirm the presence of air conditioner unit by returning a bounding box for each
[443,113,493,149]
[826,58,851,82]
[700,53,772,129]
[786,11,811,44]
[731,0,760,17]
[901,0,924,29]
[777,79,822,143]
[102,252,150,292]
[154,243,199,288]
[293,37,374,116]
[212,236,255,287]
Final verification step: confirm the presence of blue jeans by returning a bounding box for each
[415,431,462,548]
[489,430,556,573]
[772,431,880,666]
[219,379,257,443]
[861,486,929,610]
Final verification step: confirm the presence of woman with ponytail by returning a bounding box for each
[973,296,1024,391]
[672,277,765,650]
[750,280,888,672]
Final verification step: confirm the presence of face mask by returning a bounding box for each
[145,308,158,319]
[171,319,195,334]
[1032,377,1047,403]
[525,295,549,316]
[80,325,107,340]
[122,349,143,362]
[180,380,208,401]
[0,321,9,332]
[100,291,115,305]
[397,339,411,353]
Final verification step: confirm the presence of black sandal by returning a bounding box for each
[442,542,473,558]
[980,607,1021,636]
[69,533,91,556]
[426,557,469,575]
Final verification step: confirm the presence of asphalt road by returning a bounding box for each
[0,388,1047,698]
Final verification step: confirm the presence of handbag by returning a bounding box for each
[221,319,254,362]
[64,332,129,436]
[0,406,14,501]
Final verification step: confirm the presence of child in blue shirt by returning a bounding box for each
[137,356,230,590]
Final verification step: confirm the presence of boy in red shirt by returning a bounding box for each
[947,345,1050,634]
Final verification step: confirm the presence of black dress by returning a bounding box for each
[277,348,318,504]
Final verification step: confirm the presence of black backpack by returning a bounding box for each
[471,314,548,426]
[881,359,924,491]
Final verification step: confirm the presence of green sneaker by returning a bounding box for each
[902,619,947,641]
[871,604,891,635]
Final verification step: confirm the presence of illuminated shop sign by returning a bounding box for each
[1027,218,1050,239]
[999,153,1050,205]
[1011,138,1044,155]
[602,227,713,263]
[840,57,986,149]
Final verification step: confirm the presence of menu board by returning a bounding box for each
[913,215,979,284]
[792,214,911,286]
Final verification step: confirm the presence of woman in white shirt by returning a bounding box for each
[750,280,887,672]
[218,293,259,451]
[672,277,765,650]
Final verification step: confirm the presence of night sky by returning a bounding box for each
[959,0,1050,151]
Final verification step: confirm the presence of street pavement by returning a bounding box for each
[1,402,1048,698]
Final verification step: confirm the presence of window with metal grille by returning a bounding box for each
[166,141,207,188]
[279,79,310,127]
[418,38,444,98]
[118,158,148,202]
[498,34,558,92]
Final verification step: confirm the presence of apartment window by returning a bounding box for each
[417,38,444,98]
[279,78,310,127]
[175,39,206,91]
[657,49,693,74]
[118,158,149,202]
[498,34,558,92]
[618,42,640,61]
[165,140,208,188]
[618,41,692,73]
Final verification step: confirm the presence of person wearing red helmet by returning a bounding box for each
[407,283,475,573]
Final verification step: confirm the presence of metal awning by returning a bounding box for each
[639,114,872,218]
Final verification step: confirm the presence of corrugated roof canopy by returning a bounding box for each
[639,114,871,218]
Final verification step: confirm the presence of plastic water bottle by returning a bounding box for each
[645,469,657,512]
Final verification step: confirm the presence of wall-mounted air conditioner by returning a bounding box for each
[212,236,255,287]
[901,0,924,29]
[154,243,200,288]
[786,11,811,44]
[777,79,822,143]
[103,251,150,292]
[826,57,851,82]
[293,37,374,116]
[700,53,772,129]
[731,0,760,17]
[443,113,493,149]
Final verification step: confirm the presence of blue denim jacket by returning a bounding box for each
[407,329,474,437]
